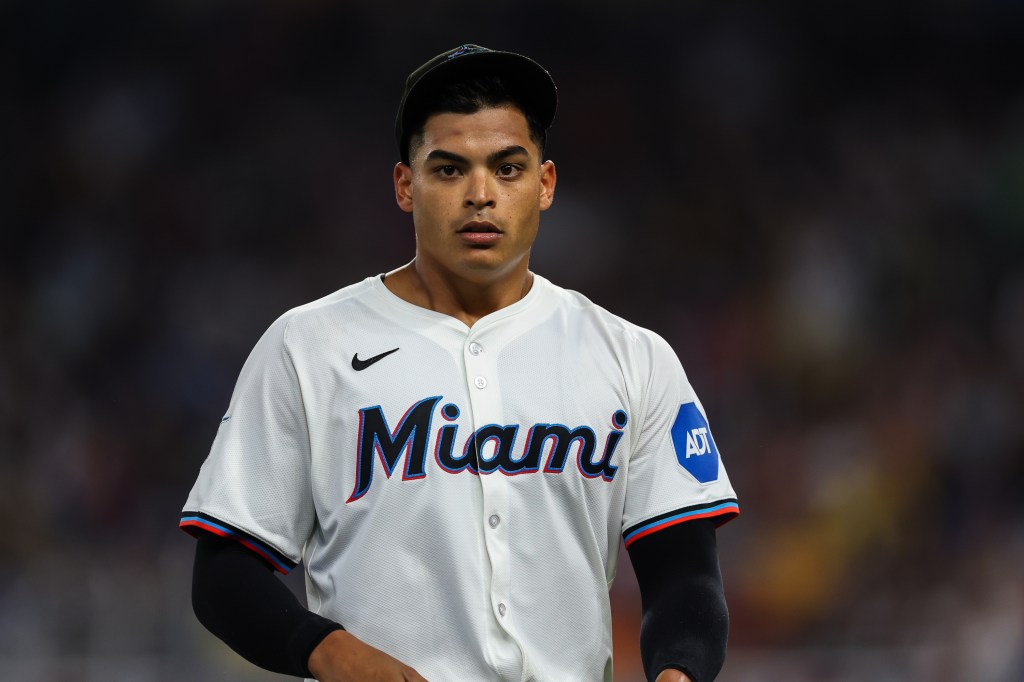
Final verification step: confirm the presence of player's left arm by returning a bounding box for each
[627,518,727,682]
[620,328,737,681]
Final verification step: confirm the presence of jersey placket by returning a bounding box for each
[463,330,527,680]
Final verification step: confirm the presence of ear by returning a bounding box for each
[538,160,557,211]
[394,162,414,213]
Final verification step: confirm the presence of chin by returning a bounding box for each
[456,254,522,278]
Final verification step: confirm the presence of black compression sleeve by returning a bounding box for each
[626,518,728,682]
[191,533,343,677]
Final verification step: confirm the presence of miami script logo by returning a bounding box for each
[348,396,628,502]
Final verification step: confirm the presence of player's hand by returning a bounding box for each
[308,630,429,682]
[654,670,692,682]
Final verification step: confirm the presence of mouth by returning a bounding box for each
[457,221,503,247]
[458,221,502,234]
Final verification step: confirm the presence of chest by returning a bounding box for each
[298,323,635,512]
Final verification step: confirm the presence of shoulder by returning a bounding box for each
[255,276,383,355]
[279,276,380,331]
[537,276,676,361]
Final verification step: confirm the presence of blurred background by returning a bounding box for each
[2,1,1023,680]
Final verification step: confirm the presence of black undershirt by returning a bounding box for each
[191,534,341,677]
[190,518,727,680]
[627,518,729,682]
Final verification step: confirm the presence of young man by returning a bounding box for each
[181,45,739,682]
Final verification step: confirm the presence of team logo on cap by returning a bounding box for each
[670,402,719,484]
[448,45,484,60]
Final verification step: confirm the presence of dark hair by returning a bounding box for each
[402,75,548,164]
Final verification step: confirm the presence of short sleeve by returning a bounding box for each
[179,313,315,573]
[621,331,739,548]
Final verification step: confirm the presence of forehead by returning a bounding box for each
[412,106,536,162]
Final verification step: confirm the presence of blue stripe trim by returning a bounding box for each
[623,502,740,544]
[179,515,292,573]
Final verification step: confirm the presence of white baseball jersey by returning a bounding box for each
[180,273,739,682]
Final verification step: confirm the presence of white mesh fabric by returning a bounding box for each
[181,274,738,682]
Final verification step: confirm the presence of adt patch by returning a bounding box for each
[670,402,719,484]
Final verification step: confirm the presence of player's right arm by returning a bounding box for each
[307,630,428,682]
[183,312,428,681]
[192,532,428,682]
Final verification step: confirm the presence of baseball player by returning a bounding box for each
[181,45,739,682]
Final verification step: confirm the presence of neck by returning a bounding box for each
[384,259,534,328]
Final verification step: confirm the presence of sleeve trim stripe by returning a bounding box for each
[623,500,740,548]
[179,513,296,574]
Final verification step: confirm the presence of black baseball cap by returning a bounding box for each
[395,44,558,163]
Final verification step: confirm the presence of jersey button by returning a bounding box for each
[497,603,507,617]
[469,342,483,355]
[488,514,500,528]
[474,376,487,389]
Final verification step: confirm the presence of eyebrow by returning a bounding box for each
[487,145,531,164]
[424,145,532,165]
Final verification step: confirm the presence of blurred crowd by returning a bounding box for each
[2,1,1023,680]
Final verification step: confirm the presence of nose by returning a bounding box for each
[464,170,495,210]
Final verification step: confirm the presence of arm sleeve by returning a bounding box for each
[191,532,343,677]
[621,330,738,550]
[180,312,316,570]
[626,518,728,682]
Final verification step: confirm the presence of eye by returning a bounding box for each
[438,165,459,177]
[497,164,522,178]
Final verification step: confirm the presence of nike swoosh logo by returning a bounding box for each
[352,347,400,371]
